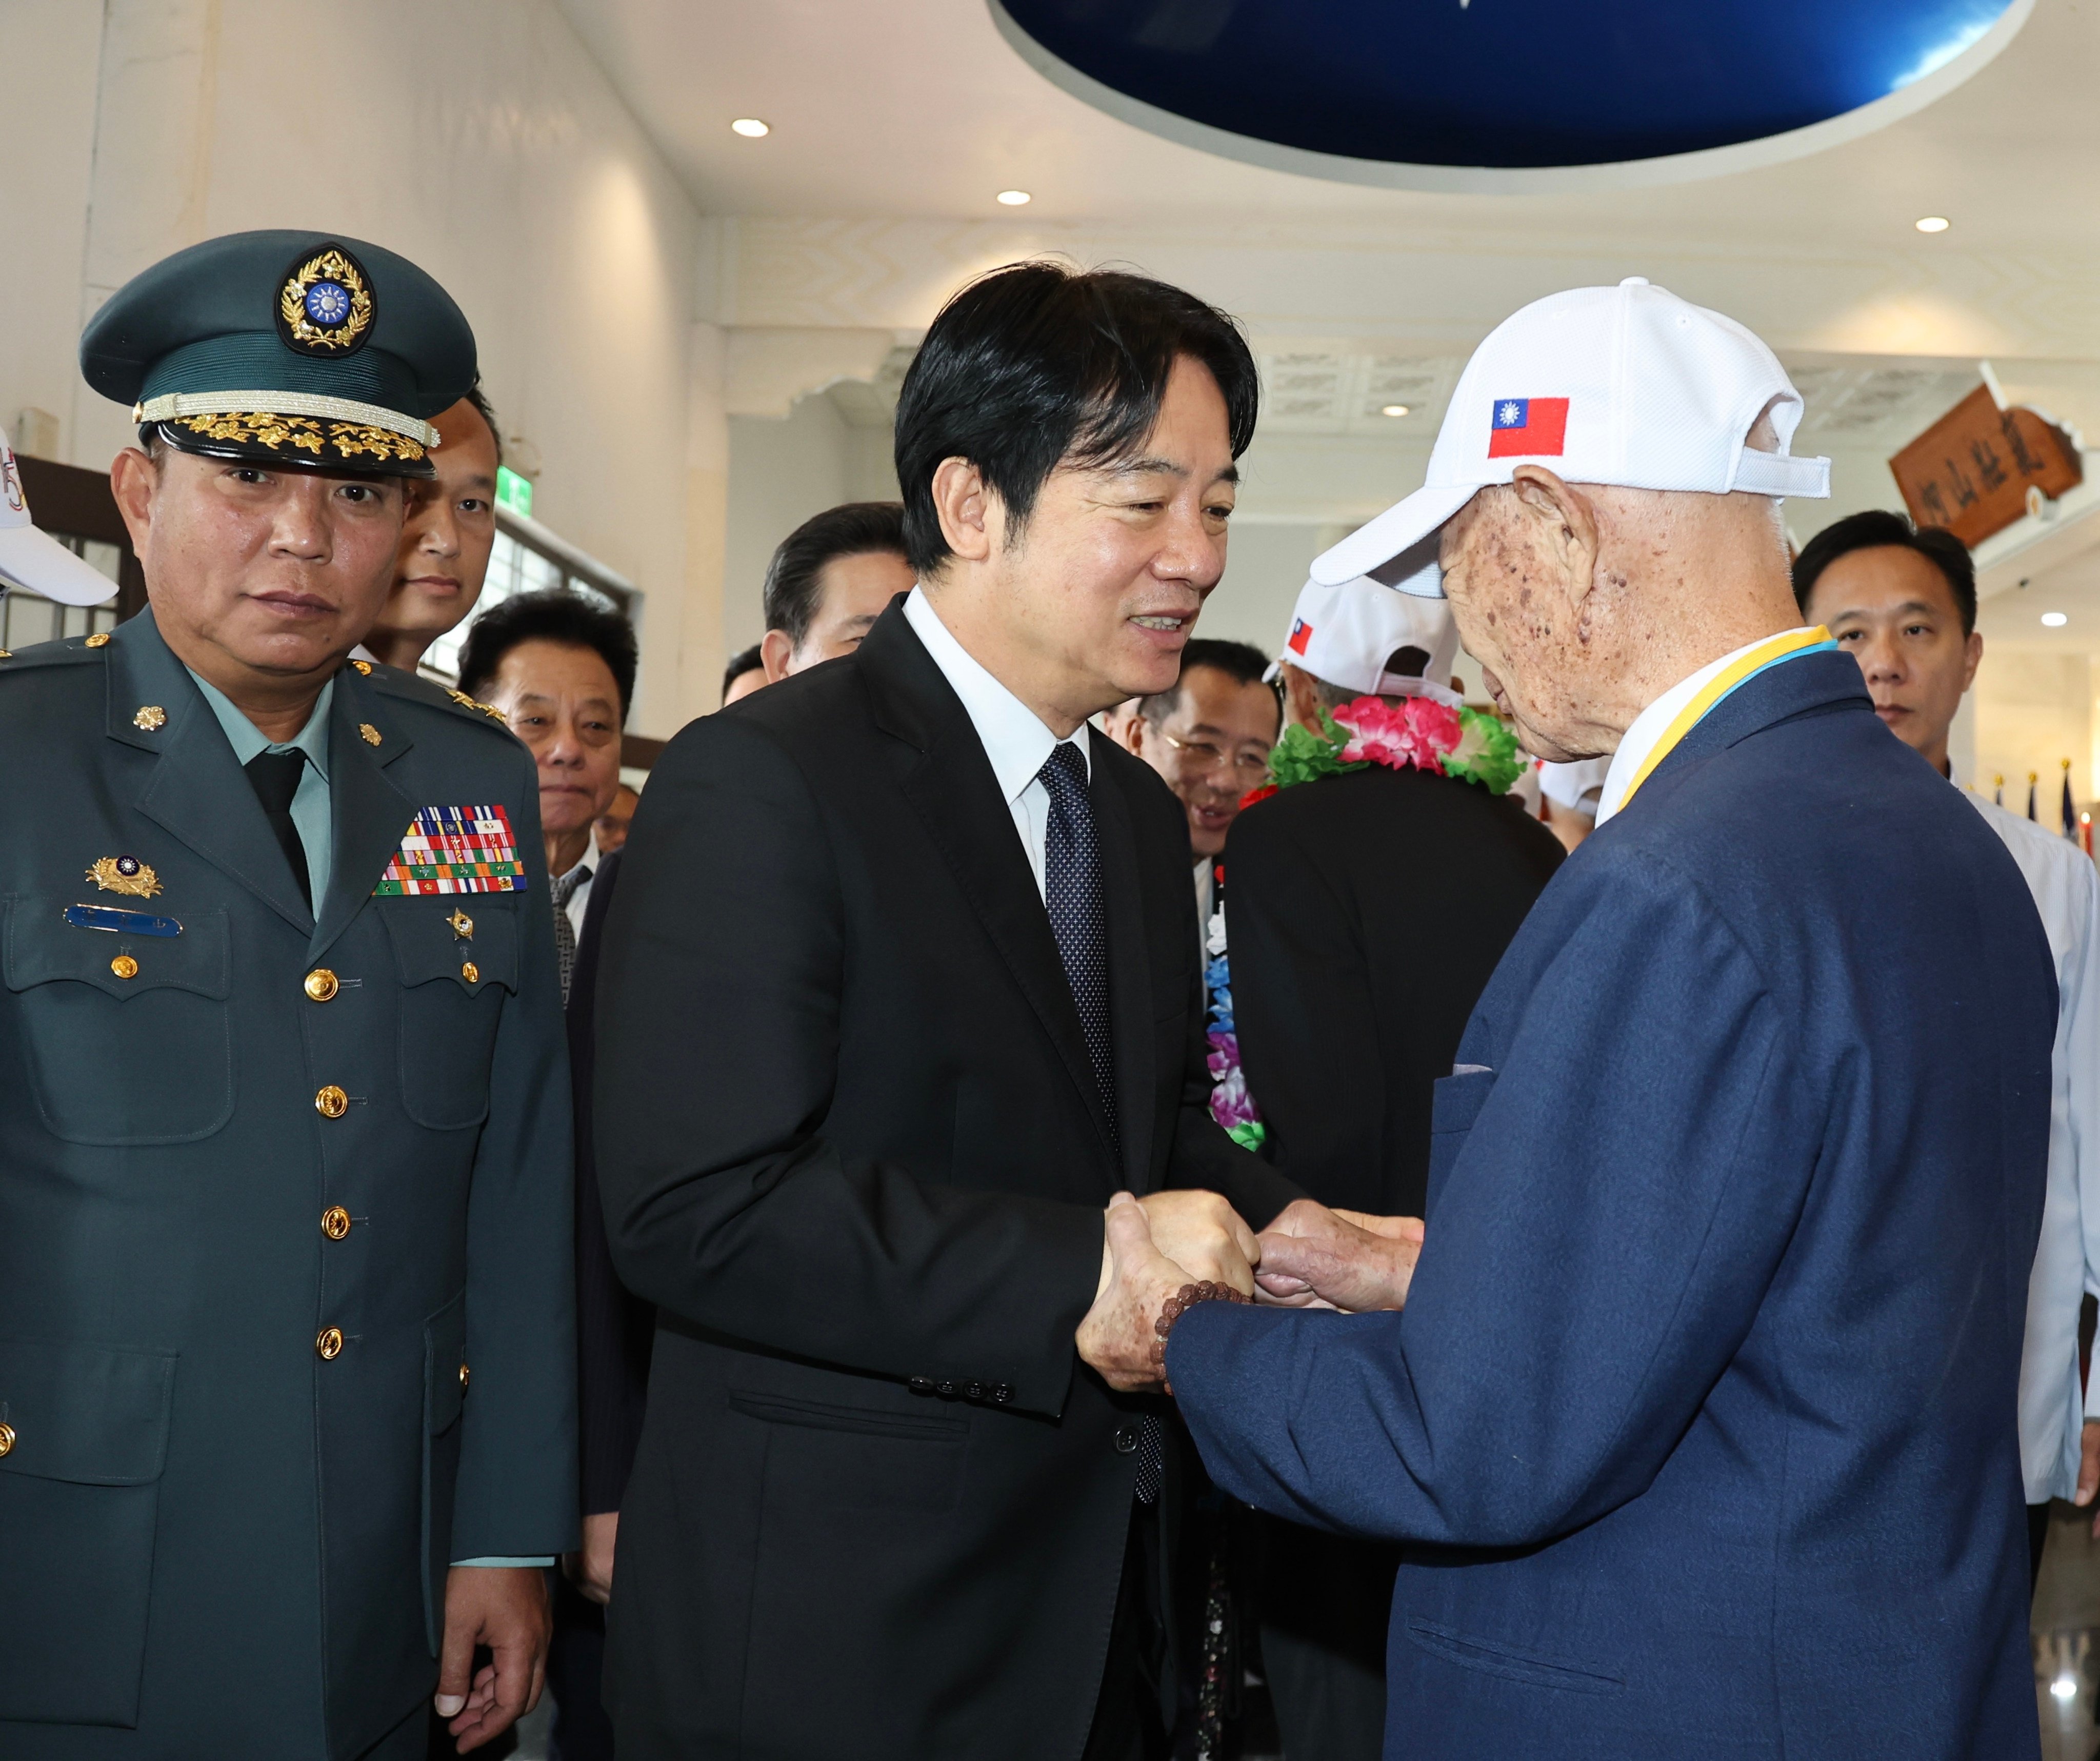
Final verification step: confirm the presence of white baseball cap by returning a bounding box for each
[0,430,120,607]
[1312,278,1830,597]
[1267,540,1462,704]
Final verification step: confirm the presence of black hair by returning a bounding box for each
[721,642,764,704]
[1137,638,1279,729]
[762,502,908,647]
[455,588,637,725]
[460,377,504,472]
[1793,509,1976,635]
[894,261,1259,578]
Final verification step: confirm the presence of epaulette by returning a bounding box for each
[0,632,113,673]
[358,659,517,732]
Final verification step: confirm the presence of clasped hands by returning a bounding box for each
[1076,1192,1426,1392]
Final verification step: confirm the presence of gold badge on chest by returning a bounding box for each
[88,855,162,899]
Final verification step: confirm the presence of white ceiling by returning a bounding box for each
[557,0,2100,257]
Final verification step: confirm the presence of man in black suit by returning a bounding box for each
[1226,571,1563,1761]
[593,262,1301,1760]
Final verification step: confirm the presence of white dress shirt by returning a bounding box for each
[1962,782,2100,1501]
[904,587,1088,899]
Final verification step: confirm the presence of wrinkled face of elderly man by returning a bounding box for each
[1434,413,1789,764]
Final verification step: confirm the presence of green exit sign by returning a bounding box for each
[496,465,533,518]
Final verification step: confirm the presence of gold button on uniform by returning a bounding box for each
[0,1422,14,1457]
[314,1084,349,1119]
[84,632,110,648]
[316,1327,344,1360]
[110,954,138,979]
[304,968,339,1002]
[321,1206,352,1241]
[458,1363,470,1392]
[461,961,479,984]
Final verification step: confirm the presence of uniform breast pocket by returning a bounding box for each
[1,898,233,1146]
[384,906,521,1131]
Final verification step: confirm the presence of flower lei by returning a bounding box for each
[1204,694,1526,1145]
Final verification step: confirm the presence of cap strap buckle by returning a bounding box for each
[1732,449,1831,499]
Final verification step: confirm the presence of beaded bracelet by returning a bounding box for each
[1151,1280,1252,1393]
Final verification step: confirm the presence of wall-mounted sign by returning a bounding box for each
[495,464,534,519]
[1889,386,2081,550]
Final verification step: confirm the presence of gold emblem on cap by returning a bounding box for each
[88,856,161,898]
[279,246,374,354]
[359,723,382,746]
[350,659,373,675]
[84,632,110,648]
[133,705,167,731]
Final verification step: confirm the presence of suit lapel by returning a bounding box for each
[114,614,313,934]
[311,669,417,961]
[864,606,1118,1168]
[1092,768,1157,1192]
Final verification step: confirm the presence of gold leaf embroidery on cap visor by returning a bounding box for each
[167,412,426,464]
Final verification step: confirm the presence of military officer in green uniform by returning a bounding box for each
[0,232,577,1759]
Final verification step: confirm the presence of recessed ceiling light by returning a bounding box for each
[1915,215,1950,233]
[730,117,770,138]
[1381,404,1410,418]
[996,189,1032,206]
[2042,611,2069,626]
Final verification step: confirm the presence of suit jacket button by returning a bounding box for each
[965,1381,986,1402]
[1114,1423,1139,1454]
[907,1377,934,1396]
[936,1380,957,1398]
[993,1384,1014,1404]
[320,1206,351,1240]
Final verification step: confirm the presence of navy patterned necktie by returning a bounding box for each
[1037,740,1118,1152]
[1038,743,1163,1503]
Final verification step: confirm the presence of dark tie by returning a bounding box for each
[1037,741,1118,1151]
[245,749,310,912]
[551,865,589,1005]
[1037,744,1162,1501]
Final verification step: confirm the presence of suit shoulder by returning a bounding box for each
[362,662,520,739]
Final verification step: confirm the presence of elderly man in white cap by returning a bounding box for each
[1082,279,2057,1758]
[1223,571,1562,1761]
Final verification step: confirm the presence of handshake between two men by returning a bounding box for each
[1076,1190,1429,1392]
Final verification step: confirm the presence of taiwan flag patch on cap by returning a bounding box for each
[1489,397,1569,458]
[1287,618,1313,655]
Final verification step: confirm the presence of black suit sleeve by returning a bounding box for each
[571,850,653,1516]
[595,714,1106,1419]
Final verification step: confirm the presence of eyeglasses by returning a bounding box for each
[1157,728,1273,782]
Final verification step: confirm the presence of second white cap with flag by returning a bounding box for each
[0,429,121,607]
[1313,278,1830,597]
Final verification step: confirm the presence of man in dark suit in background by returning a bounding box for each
[1226,571,1561,1760]
[594,261,1302,1760]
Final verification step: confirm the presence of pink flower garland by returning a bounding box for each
[1330,694,1463,774]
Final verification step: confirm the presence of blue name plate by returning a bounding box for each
[64,903,182,937]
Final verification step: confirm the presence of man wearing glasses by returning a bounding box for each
[1106,638,1279,941]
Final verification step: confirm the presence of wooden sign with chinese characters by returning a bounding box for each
[1889,386,2082,549]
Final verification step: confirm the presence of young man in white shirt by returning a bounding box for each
[1796,507,2100,1582]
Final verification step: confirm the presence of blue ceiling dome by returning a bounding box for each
[992,0,2029,186]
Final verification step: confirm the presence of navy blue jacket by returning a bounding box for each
[1170,654,2054,1758]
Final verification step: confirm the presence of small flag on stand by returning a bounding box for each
[2028,771,2039,821]
[1995,773,2005,807]
[2065,759,2079,842]
[2082,812,2093,858]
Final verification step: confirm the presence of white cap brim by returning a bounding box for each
[0,523,120,606]
[1311,482,1476,592]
